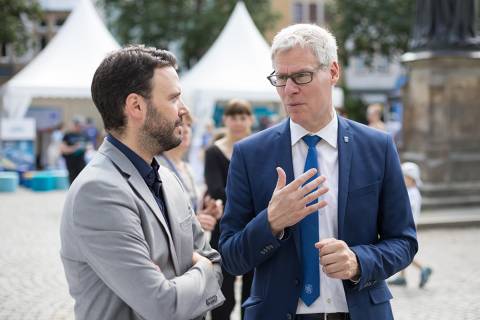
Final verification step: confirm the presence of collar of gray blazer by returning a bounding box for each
[97,139,182,274]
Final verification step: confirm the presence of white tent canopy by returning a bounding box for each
[180,1,280,122]
[1,0,120,118]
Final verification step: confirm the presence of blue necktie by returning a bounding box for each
[300,135,321,306]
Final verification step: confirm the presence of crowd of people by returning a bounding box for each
[58,23,429,320]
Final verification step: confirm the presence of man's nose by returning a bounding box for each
[284,78,299,95]
[178,98,190,117]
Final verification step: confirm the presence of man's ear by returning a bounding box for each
[124,93,145,121]
[330,61,340,85]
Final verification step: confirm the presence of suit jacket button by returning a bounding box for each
[295,279,299,286]
[286,313,293,320]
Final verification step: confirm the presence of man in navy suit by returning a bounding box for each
[219,24,418,320]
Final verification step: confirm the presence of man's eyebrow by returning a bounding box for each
[275,68,314,75]
[168,90,181,99]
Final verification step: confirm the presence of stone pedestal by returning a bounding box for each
[401,51,480,208]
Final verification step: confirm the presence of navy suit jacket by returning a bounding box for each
[219,117,418,320]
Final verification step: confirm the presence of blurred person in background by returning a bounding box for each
[83,117,99,149]
[366,103,386,131]
[60,116,90,183]
[388,162,433,288]
[46,122,65,169]
[204,98,255,320]
[156,113,223,233]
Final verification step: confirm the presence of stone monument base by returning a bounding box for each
[402,51,480,208]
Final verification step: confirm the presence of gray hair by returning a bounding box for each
[271,24,338,69]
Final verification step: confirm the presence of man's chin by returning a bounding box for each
[161,136,182,152]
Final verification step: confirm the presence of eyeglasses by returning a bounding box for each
[267,66,323,87]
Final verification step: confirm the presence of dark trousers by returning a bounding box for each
[64,157,86,184]
[211,268,254,320]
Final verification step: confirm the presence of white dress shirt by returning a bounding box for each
[291,111,349,314]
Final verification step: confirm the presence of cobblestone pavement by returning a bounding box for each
[0,189,479,320]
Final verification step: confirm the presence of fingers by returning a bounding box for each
[298,175,326,198]
[301,184,329,205]
[192,251,201,264]
[315,238,337,250]
[203,194,212,207]
[204,199,216,210]
[292,200,328,226]
[315,239,358,280]
[287,168,317,191]
[197,214,216,231]
[274,167,287,190]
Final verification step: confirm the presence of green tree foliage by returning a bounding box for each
[341,85,367,123]
[326,0,415,66]
[99,0,278,69]
[0,0,41,53]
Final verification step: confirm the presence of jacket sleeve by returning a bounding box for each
[71,179,223,320]
[219,143,287,275]
[204,146,226,203]
[350,134,418,290]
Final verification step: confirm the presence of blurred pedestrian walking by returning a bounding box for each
[389,162,433,288]
[366,103,386,131]
[60,116,90,183]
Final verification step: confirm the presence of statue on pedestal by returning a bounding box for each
[411,0,480,51]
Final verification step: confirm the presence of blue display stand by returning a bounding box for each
[0,171,19,192]
[50,170,70,190]
[31,172,56,191]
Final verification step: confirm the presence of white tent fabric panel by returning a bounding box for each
[1,0,120,118]
[180,1,280,113]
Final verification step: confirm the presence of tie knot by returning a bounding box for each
[151,159,160,172]
[302,135,321,147]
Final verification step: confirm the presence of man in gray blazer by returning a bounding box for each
[60,45,224,320]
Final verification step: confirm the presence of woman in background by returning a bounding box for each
[157,113,221,234]
[204,99,254,320]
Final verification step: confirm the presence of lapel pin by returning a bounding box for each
[344,136,349,143]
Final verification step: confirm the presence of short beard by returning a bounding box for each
[140,102,182,155]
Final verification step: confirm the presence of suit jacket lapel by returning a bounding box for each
[274,120,302,262]
[337,116,353,240]
[98,141,178,264]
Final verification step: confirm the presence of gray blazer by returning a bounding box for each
[60,140,224,320]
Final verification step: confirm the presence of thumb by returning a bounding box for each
[275,167,287,190]
[315,238,336,249]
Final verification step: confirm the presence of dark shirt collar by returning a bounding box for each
[107,134,158,185]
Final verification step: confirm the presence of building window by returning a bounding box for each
[56,18,65,26]
[1,42,7,57]
[293,3,303,23]
[375,56,390,74]
[40,36,48,49]
[195,0,204,12]
[309,3,317,23]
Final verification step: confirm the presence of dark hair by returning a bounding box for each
[91,45,177,133]
[224,99,252,117]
